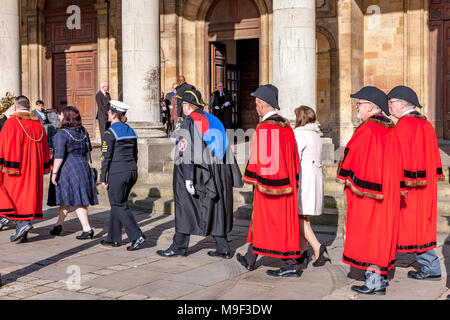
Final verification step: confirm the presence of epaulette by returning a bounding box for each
[0,114,5,119]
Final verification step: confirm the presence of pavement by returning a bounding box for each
[0,204,449,301]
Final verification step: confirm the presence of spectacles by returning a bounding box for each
[355,102,371,107]
[388,99,401,105]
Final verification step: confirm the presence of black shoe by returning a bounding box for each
[101,240,121,247]
[207,251,231,259]
[156,248,185,257]
[127,236,146,251]
[0,217,10,231]
[76,229,94,240]
[351,285,386,295]
[296,250,312,265]
[236,253,254,271]
[407,270,441,281]
[19,233,28,243]
[10,224,33,242]
[50,225,63,236]
[266,268,300,278]
[312,244,332,267]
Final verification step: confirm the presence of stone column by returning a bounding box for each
[0,0,20,113]
[122,0,162,128]
[272,1,334,163]
[272,0,316,121]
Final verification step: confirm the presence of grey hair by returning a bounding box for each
[100,81,109,88]
[372,104,382,113]
[404,100,415,107]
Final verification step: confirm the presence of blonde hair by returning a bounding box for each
[295,106,316,128]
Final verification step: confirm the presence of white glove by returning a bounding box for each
[222,101,231,108]
[186,180,196,195]
[214,106,220,110]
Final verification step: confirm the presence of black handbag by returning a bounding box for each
[87,141,98,183]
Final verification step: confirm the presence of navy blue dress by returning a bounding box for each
[48,127,98,207]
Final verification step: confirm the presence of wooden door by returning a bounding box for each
[445,21,450,139]
[238,39,260,130]
[226,65,241,129]
[53,51,97,135]
[210,42,227,92]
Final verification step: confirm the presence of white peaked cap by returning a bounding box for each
[110,100,131,114]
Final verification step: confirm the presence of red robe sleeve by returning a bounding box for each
[0,117,22,175]
[336,122,385,200]
[0,118,18,215]
[243,123,295,195]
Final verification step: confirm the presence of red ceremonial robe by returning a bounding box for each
[243,114,301,259]
[337,114,405,275]
[394,111,444,253]
[0,112,51,220]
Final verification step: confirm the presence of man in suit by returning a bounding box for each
[209,82,233,130]
[32,100,56,149]
[96,82,111,141]
[175,75,196,119]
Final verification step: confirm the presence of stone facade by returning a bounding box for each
[9,0,440,146]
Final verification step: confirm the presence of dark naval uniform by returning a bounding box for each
[100,121,144,243]
[169,109,243,255]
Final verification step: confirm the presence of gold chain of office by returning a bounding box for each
[15,118,44,142]
[62,129,87,142]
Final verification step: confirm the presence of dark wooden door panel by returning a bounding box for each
[53,51,96,136]
[211,42,227,91]
[445,21,450,138]
[238,39,259,130]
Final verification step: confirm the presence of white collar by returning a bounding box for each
[400,108,415,118]
[262,110,277,121]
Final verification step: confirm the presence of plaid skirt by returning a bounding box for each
[47,155,98,207]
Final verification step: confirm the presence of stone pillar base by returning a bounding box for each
[129,122,167,139]
[137,137,175,184]
[321,137,335,165]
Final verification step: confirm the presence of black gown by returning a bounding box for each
[173,110,243,237]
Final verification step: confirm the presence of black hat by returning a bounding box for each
[350,86,390,116]
[387,85,422,109]
[176,89,207,108]
[251,84,279,110]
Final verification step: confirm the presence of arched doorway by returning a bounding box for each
[206,0,261,130]
[43,0,98,136]
[316,27,338,142]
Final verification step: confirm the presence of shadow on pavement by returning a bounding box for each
[0,208,172,286]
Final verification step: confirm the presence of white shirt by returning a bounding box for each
[262,110,277,121]
[35,109,45,121]
[400,108,415,118]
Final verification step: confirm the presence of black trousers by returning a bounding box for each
[244,244,303,270]
[106,170,143,243]
[98,115,111,142]
[169,232,230,255]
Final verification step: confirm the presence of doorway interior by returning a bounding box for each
[210,39,259,130]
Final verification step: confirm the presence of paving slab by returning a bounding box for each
[85,268,168,291]
[24,289,100,300]
[166,261,242,287]
[141,256,214,274]
[128,279,205,299]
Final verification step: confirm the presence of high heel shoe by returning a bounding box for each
[312,244,332,267]
[50,225,62,236]
[76,229,94,240]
